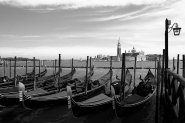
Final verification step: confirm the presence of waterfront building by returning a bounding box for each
[94,38,146,62]
[117,38,121,57]
[146,54,162,61]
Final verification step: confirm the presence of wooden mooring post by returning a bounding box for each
[39,60,40,77]
[14,56,16,87]
[26,59,27,75]
[173,57,175,71]
[155,60,161,123]
[183,55,185,77]
[160,49,165,109]
[9,59,11,78]
[177,54,179,74]
[33,57,36,90]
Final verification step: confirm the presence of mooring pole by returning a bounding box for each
[14,56,17,87]
[59,54,61,77]
[39,60,40,77]
[72,58,74,71]
[155,61,160,123]
[162,49,166,106]
[3,60,5,77]
[173,57,175,71]
[57,54,61,92]
[90,57,92,69]
[53,60,55,74]
[85,56,89,99]
[120,53,125,100]
[43,60,45,68]
[177,54,179,74]
[110,56,112,95]
[26,59,27,75]
[155,57,157,78]
[55,59,56,74]
[9,59,11,78]
[33,57,36,90]
[134,56,137,88]
[183,55,185,78]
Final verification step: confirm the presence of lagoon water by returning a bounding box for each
[0,60,183,123]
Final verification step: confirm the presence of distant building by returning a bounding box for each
[137,50,146,61]
[97,54,103,61]
[124,47,146,61]
[146,54,162,61]
[94,38,146,62]
[117,38,121,57]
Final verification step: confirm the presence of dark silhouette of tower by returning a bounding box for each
[117,37,121,57]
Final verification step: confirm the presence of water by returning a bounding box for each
[0,60,183,123]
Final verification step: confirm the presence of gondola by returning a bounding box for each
[18,67,95,109]
[0,67,47,90]
[0,68,35,85]
[67,69,133,117]
[0,68,62,107]
[113,69,156,118]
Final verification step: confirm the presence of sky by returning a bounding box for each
[0,0,184,60]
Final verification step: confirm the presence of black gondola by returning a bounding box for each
[19,67,95,109]
[0,67,47,90]
[0,68,62,107]
[113,69,156,118]
[67,68,133,117]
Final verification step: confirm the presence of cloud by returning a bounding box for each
[0,0,167,9]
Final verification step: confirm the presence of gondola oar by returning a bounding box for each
[85,56,89,99]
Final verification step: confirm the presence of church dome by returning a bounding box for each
[131,47,136,53]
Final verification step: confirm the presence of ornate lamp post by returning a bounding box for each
[165,18,181,70]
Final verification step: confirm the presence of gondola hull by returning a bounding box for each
[0,94,20,106]
[22,93,68,109]
[71,99,112,117]
[114,87,156,118]
[22,83,105,109]
[0,67,47,89]
[0,69,61,107]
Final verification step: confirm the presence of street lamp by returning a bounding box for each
[165,18,181,69]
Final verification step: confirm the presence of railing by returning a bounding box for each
[160,54,185,123]
[164,69,185,123]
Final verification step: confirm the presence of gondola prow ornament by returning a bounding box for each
[67,86,72,109]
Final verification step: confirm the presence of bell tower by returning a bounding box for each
[117,37,121,57]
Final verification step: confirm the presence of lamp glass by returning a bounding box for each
[173,27,181,36]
